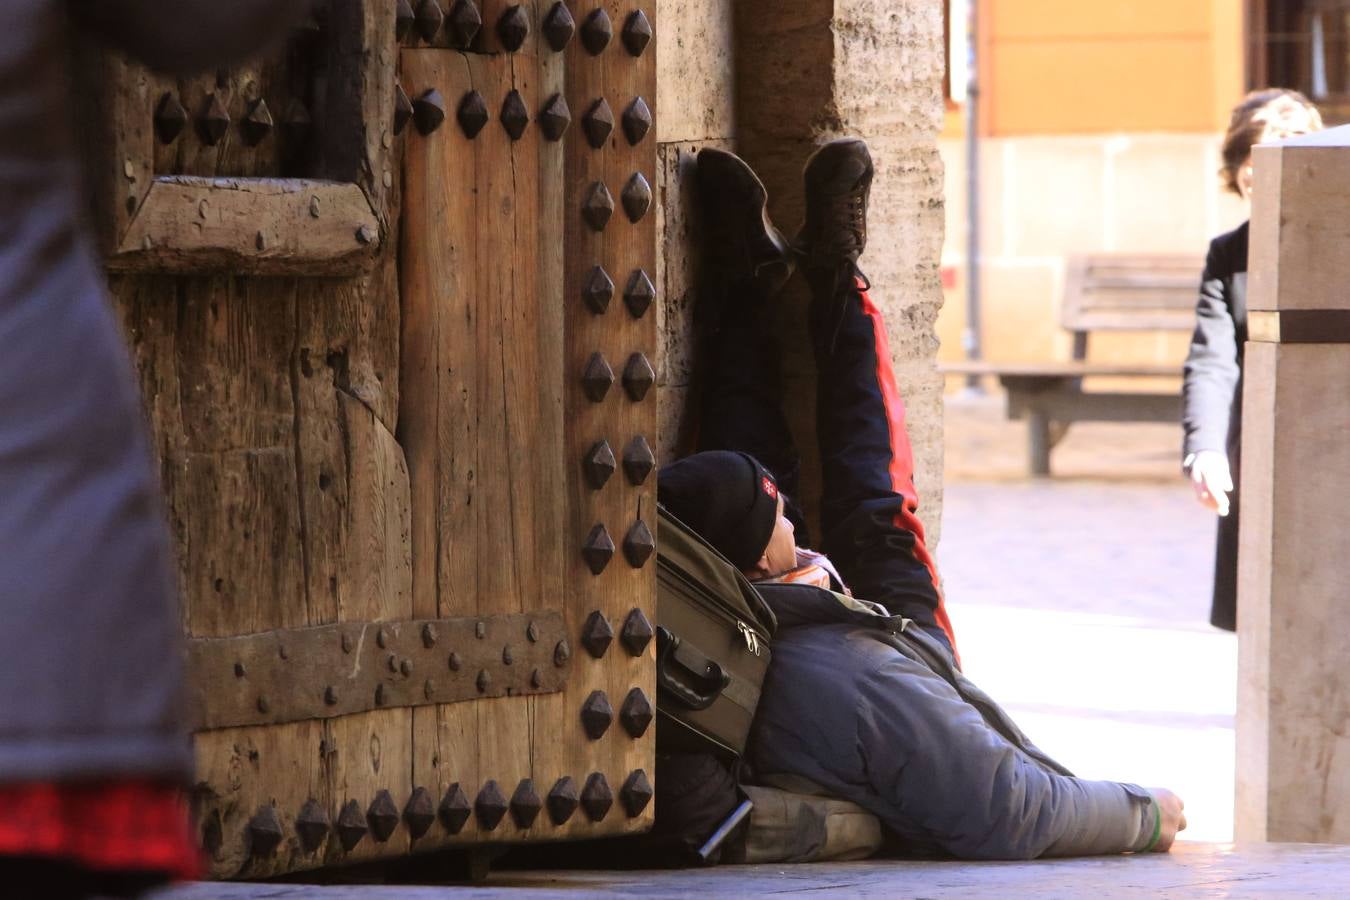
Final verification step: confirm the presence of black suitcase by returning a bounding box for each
[656,505,777,756]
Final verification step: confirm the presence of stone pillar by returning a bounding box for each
[1237,126,1350,842]
[733,0,948,543]
[654,0,738,464]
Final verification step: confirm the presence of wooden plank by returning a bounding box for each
[114,178,380,276]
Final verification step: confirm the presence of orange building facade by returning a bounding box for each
[938,1,1256,375]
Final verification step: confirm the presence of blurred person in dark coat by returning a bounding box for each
[0,1,305,895]
[1182,89,1322,632]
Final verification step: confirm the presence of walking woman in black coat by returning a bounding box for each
[1182,89,1322,631]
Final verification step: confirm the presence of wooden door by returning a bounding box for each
[78,0,656,878]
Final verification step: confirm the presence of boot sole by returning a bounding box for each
[696,149,792,282]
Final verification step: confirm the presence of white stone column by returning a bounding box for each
[1237,125,1350,843]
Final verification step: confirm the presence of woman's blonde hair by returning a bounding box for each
[1221,89,1324,195]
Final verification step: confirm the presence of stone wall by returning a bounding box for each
[655,0,949,545]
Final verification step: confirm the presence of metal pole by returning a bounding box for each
[962,0,983,392]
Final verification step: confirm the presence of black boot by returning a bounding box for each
[797,138,874,350]
[694,148,794,333]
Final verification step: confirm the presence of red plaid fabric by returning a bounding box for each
[0,780,199,879]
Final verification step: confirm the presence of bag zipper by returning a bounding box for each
[659,557,771,655]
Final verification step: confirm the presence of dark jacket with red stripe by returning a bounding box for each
[748,582,1160,860]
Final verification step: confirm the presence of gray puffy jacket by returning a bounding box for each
[748,583,1159,859]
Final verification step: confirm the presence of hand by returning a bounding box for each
[1188,450,1233,517]
[1148,788,1187,852]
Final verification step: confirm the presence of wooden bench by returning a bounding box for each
[942,254,1203,475]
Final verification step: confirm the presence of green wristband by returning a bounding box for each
[1144,793,1163,852]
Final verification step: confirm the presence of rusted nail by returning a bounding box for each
[341,633,354,653]
[375,684,387,706]
[553,639,571,667]
[447,0,483,47]
[257,695,271,714]
[356,224,378,245]
[476,670,491,693]
[424,679,435,700]
[530,668,543,689]
[153,92,188,144]
[622,96,652,146]
[502,645,514,666]
[581,181,615,232]
[422,623,438,647]
[401,658,414,677]
[255,231,267,251]
[526,620,540,643]
[622,352,656,402]
[309,196,321,218]
[234,662,246,678]
[448,651,463,672]
[377,627,388,648]
[388,654,400,673]
[475,620,487,639]
[324,686,339,706]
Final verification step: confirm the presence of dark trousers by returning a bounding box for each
[696,273,958,657]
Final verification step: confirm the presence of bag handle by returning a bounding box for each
[656,626,731,711]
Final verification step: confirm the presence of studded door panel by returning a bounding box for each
[396,0,657,852]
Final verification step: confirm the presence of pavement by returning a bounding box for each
[940,391,1236,844]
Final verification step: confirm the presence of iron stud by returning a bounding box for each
[621,172,653,223]
[448,651,463,671]
[415,0,444,42]
[497,5,530,52]
[440,783,472,833]
[247,805,285,858]
[502,645,514,666]
[583,440,617,490]
[623,435,656,485]
[580,8,613,54]
[295,799,330,854]
[324,686,339,706]
[256,695,270,714]
[476,669,491,693]
[547,776,579,825]
[622,353,656,402]
[527,621,540,643]
[377,627,389,648]
[510,779,543,828]
[414,88,448,135]
[530,668,543,688]
[422,622,438,648]
[375,684,387,706]
[476,620,487,639]
[153,92,188,144]
[404,787,436,840]
[623,520,656,569]
[476,780,509,830]
[336,799,368,852]
[581,352,615,402]
[622,9,654,57]
[448,0,483,47]
[542,2,575,51]
[367,790,400,842]
[197,94,230,146]
[621,96,652,146]
[621,608,656,656]
[621,770,654,817]
[620,687,655,738]
[500,90,530,141]
[538,93,571,141]
[240,98,273,146]
[553,639,571,667]
[580,690,614,740]
[581,773,613,822]
[582,98,614,149]
[624,269,656,320]
[395,0,416,40]
[583,265,615,314]
[580,611,614,658]
[581,181,615,232]
[401,658,414,676]
[582,524,615,575]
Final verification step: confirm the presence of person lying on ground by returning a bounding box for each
[656,140,1186,860]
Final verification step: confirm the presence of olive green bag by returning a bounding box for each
[655,505,777,756]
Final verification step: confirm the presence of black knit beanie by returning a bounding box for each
[657,451,780,569]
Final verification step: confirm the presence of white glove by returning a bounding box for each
[1186,450,1233,517]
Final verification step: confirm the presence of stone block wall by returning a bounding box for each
[655,0,948,545]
